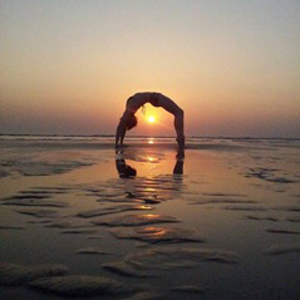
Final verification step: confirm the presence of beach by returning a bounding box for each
[0,136,300,300]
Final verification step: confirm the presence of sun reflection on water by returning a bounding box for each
[148,138,155,144]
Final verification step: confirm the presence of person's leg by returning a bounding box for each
[157,94,185,149]
[174,110,185,149]
[157,94,179,113]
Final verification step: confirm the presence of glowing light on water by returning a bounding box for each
[148,138,155,144]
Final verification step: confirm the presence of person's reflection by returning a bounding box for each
[115,149,184,177]
[173,149,184,175]
[115,151,137,178]
[115,149,184,201]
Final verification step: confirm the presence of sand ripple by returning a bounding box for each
[110,226,205,244]
[2,194,50,200]
[75,247,108,255]
[245,167,297,184]
[286,216,300,223]
[223,205,268,211]
[245,215,279,222]
[104,245,240,277]
[77,204,153,218]
[191,198,256,205]
[124,291,165,300]
[29,275,135,297]
[266,228,300,235]
[61,228,98,234]
[9,160,93,177]
[264,243,300,255]
[15,208,60,218]
[0,263,68,286]
[92,214,180,227]
[2,199,69,208]
[0,225,25,230]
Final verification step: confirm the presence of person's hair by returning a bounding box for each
[125,165,136,177]
[126,115,138,130]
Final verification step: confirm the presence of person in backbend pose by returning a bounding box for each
[115,92,185,149]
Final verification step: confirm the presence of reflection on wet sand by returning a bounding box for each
[116,149,184,177]
[114,149,184,204]
[1,138,300,300]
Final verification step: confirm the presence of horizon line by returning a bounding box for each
[0,133,299,140]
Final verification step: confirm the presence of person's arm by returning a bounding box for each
[115,118,127,148]
[115,110,132,148]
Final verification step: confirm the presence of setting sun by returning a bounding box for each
[147,116,155,123]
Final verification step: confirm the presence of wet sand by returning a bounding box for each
[0,137,300,299]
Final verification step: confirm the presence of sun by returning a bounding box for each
[147,116,155,123]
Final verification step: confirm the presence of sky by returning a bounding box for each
[0,0,299,137]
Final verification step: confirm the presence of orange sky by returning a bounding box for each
[0,1,299,137]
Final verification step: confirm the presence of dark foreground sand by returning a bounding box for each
[0,137,300,300]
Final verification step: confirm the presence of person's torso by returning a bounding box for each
[126,92,161,111]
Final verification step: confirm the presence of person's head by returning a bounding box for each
[116,158,137,178]
[126,115,138,130]
[124,165,137,177]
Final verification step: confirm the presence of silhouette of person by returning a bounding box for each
[115,92,184,149]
